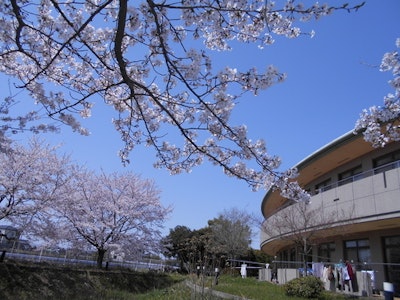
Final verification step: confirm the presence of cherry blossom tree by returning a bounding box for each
[0,138,73,222]
[50,170,171,268]
[0,95,59,153]
[0,0,364,202]
[354,38,400,146]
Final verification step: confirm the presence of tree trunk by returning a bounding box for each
[97,248,106,269]
[303,238,308,276]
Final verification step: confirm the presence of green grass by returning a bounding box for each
[212,275,297,300]
[135,274,359,300]
[130,274,354,300]
[133,274,193,300]
[134,281,193,300]
[0,261,376,300]
[210,275,363,300]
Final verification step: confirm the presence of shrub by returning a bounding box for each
[284,276,324,298]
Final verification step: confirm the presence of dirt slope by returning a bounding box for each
[0,260,175,300]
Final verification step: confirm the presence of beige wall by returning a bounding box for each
[261,166,400,245]
[310,166,400,221]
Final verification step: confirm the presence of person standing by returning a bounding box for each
[240,264,247,278]
[214,267,220,285]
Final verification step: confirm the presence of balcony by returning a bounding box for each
[261,161,400,253]
[315,160,400,194]
[311,160,400,220]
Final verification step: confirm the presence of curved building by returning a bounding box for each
[260,131,400,296]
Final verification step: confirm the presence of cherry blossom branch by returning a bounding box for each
[354,38,400,146]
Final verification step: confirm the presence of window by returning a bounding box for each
[315,178,332,193]
[344,239,370,265]
[338,165,363,186]
[280,250,289,268]
[383,235,400,296]
[318,242,336,262]
[374,150,400,173]
[289,248,297,268]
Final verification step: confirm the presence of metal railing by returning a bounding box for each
[1,247,177,271]
[314,160,400,194]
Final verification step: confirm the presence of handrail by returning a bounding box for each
[314,160,400,194]
[261,159,400,224]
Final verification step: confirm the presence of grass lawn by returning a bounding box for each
[211,275,351,300]
[96,272,381,300]
[2,261,377,299]
[95,273,191,300]
[212,275,302,300]
[133,280,193,300]
[134,274,356,300]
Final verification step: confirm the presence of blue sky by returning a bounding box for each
[2,1,399,248]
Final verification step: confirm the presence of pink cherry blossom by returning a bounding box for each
[0,1,364,202]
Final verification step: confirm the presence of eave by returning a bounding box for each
[261,131,375,219]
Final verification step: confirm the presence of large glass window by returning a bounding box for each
[383,236,400,297]
[279,250,289,268]
[315,178,332,193]
[344,239,370,264]
[374,150,400,173]
[338,165,363,186]
[318,242,336,262]
[288,248,297,269]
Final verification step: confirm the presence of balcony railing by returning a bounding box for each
[314,160,400,195]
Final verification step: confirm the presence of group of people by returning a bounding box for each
[313,260,358,292]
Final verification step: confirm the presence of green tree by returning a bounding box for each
[163,225,193,273]
[164,208,257,273]
[241,248,272,265]
[208,208,253,260]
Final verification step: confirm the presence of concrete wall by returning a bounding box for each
[277,268,299,284]
[261,166,400,245]
[258,268,271,282]
[310,166,400,221]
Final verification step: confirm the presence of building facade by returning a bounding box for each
[260,131,400,296]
